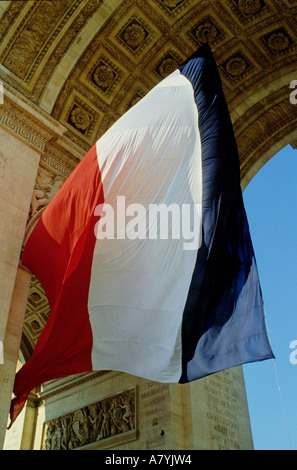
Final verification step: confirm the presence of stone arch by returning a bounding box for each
[233,70,297,189]
[0,0,294,359]
[1,0,297,451]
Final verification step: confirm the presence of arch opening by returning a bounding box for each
[243,144,297,450]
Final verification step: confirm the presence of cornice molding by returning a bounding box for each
[38,370,114,401]
[0,79,67,151]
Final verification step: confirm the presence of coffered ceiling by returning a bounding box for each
[0,0,296,165]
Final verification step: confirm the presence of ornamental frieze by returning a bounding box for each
[42,388,136,450]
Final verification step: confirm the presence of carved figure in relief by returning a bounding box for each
[51,418,62,450]
[45,421,56,450]
[95,402,104,440]
[71,409,90,447]
[120,392,134,430]
[43,390,135,450]
[100,400,113,440]
[30,167,64,217]
[88,403,99,441]
[60,415,71,450]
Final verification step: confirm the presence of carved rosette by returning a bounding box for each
[225,56,248,77]
[160,0,185,11]
[92,64,115,91]
[69,105,92,133]
[117,17,151,55]
[155,52,180,79]
[237,0,263,15]
[122,21,147,51]
[221,52,251,81]
[195,21,219,44]
[266,31,290,52]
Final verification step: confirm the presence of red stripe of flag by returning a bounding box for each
[9,145,104,427]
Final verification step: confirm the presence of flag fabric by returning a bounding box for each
[10,44,273,426]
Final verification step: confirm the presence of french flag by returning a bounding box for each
[10,45,273,426]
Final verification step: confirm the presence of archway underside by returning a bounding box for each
[0,0,295,356]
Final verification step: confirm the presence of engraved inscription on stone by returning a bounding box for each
[141,382,169,421]
[203,370,243,449]
[140,381,170,448]
[42,388,135,450]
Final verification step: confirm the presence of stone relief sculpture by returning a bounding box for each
[22,167,65,257]
[43,389,135,450]
[30,167,64,218]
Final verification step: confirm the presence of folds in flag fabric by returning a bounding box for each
[9,44,273,426]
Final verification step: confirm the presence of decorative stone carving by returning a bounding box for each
[41,139,82,179]
[29,320,41,332]
[22,275,51,360]
[1,2,297,451]
[161,0,185,11]
[92,63,117,91]
[224,54,249,78]
[264,29,292,53]
[84,54,124,101]
[42,388,136,450]
[65,98,98,142]
[29,291,42,303]
[116,14,154,58]
[69,105,92,132]
[237,0,263,16]
[128,91,145,109]
[121,19,148,51]
[1,0,79,82]
[191,19,221,44]
[155,53,180,78]
[30,167,64,218]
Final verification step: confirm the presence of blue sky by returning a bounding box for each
[242,144,297,450]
